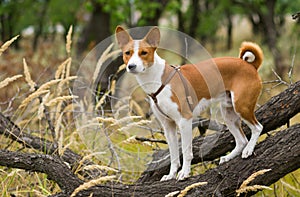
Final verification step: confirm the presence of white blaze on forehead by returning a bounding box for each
[133,40,140,52]
[128,40,142,64]
[127,40,145,72]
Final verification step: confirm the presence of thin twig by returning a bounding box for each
[271,69,289,86]
[288,57,295,84]
[135,137,167,144]
[288,37,297,84]
[102,126,121,172]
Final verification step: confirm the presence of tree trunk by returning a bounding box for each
[260,0,286,77]
[76,2,111,56]
[189,0,200,38]
[33,0,50,51]
[177,0,185,33]
[226,10,233,50]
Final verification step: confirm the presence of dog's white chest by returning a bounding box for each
[149,85,182,120]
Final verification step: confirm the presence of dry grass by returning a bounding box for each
[23,58,36,92]
[165,181,208,197]
[18,89,50,109]
[70,175,116,197]
[236,169,272,196]
[0,35,19,56]
[178,182,208,197]
[66,25,73,56]
[0,29,94,196]
[0,74,23,89]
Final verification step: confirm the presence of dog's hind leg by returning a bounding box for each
[231,85,263,159]
[232,95,263,159]
[219,105,248,164]
[160,120,180,181]
[242,119,263,158]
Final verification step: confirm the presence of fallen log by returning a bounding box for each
[2,124,296,197]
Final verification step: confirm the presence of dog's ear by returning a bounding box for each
[115,26,132,48]
[143,27,160,48]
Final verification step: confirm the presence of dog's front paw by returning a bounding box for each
[160,173,176,181]
[176,169,190,181]
[242,144,255,158]
[219,155,230,164]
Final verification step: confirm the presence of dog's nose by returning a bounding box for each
[127,64,137,71]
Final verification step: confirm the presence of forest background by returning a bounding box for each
[0,0,299,196]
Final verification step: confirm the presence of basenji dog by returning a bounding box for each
[115,26,263,181]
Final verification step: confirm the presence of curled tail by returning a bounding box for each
[239,41,263,70]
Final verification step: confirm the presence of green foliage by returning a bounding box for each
[135,0,161,25]
[93,0,131,29]
[165,0,181,14]
[0,0,82,41]
[48,0,82,30]
[0,0,38,37]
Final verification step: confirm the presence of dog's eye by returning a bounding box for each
[141,51,148,56]
[125,51,130,55]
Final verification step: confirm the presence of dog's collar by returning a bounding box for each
[148,65,179,103]
[148,65,194,119]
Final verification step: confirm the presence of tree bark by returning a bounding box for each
[1,124,299,197]
[72,124,300,196]
[0,150,83,195]
[138,80,300,182]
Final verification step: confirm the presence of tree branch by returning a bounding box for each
[0,112,100,179]
[138,80,300,182]
[0,150,83,195]
[49,124,300,196]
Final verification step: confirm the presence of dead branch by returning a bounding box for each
[37,124,300,196]
[0,112,100,179]
[0,150,83,195]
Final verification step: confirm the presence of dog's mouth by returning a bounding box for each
[127,67,146,74]
[128,70,139,74]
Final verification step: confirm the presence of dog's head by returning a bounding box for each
[115,26,160,74]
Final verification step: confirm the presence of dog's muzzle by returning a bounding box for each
[127,64,137,71]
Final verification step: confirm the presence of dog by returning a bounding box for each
[115,26,263,181]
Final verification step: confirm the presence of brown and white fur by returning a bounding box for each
[115,26,264,181]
